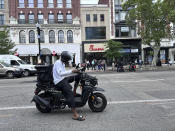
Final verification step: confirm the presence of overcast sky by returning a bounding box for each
[80,0,99,4]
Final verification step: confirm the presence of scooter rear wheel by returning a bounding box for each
[88,93,107,112]
[35,93,51,113]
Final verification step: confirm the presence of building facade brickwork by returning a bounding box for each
[8,0,81,65]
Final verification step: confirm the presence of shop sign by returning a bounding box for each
[131,49,138,53]
[120,49,130,53]
[18,54,37,56]
[84,43,107,53]
[121,27,129,32]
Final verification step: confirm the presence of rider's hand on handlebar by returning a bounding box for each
[72,69,79,73]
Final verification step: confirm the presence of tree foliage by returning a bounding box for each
[105,40,123,60]
[122,0,175,66]
[0,27,15,54]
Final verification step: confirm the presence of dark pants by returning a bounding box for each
[55,75,80,108]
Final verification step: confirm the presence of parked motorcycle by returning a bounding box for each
[129,62,136,72]
[31,65,107,113]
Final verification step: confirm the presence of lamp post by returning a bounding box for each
[36,23,41,64]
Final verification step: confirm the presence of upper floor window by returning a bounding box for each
[115,0,121,5]
[93,14,97,22]
[49,30,55,43]
[48,0,54,8]
[40,30,45,43]
[58,14,63,23]
[67,30,73,43]
[28,14,35,24]
[19,0,25,8]
[0,0,4,9]
[0,14,4,25]
[100,14,104,21]
[66,14,72,24]
[86,14,90,22]
[38,14,44,24]
[58,30,64,43]
[85,27,106,40]
[66,0,72,8]
[115,26,136,37]
[29,30,35,43]
[19,30,26,43]
[38,0,43,8]
[48,13,54,24]
[28,0,34,8]
[57,0,63,8]
[120,11,126,21]
[18,14,25,24]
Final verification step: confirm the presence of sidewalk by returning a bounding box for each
[84,64,175,73]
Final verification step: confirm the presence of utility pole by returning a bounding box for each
[36,23,41,64]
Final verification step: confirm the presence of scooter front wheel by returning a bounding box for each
[88,92,107,112]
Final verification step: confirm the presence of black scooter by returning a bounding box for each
[31,65,107,113]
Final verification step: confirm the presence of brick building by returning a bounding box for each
[8,0,81,65]
[0,0,9,26]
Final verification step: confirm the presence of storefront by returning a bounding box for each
[13,44,81,65]
[143,47,170,64]
[82,41,107,63]
[82,39,141,65]
[112,38,142,64]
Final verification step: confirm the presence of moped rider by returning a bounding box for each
[53,51,85,121]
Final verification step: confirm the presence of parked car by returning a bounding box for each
[0,55,36,76]
[0,62,23,79]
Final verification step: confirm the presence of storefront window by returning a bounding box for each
[58,30,64,43]
[29,30,35,43]
[93,14,97,22]
[40,30,45,43]
[19,30,26,43]
[49,30,55,43]
[67,30,73,43]
[86,14,90,22]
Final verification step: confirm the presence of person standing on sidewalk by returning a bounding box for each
[102,59,106,71]
[91,59,95,70]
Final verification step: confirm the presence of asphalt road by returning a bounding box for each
[0,71,175,131]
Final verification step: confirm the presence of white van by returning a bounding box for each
[0,55,36,76]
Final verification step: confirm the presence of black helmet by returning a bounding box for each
[61,51,72,63]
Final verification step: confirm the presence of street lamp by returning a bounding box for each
[36,23,41,64]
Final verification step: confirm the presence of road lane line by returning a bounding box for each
[113,79,165,83]
[108,98,175,104]
[0,98,175,111]
[0,106,35,111]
